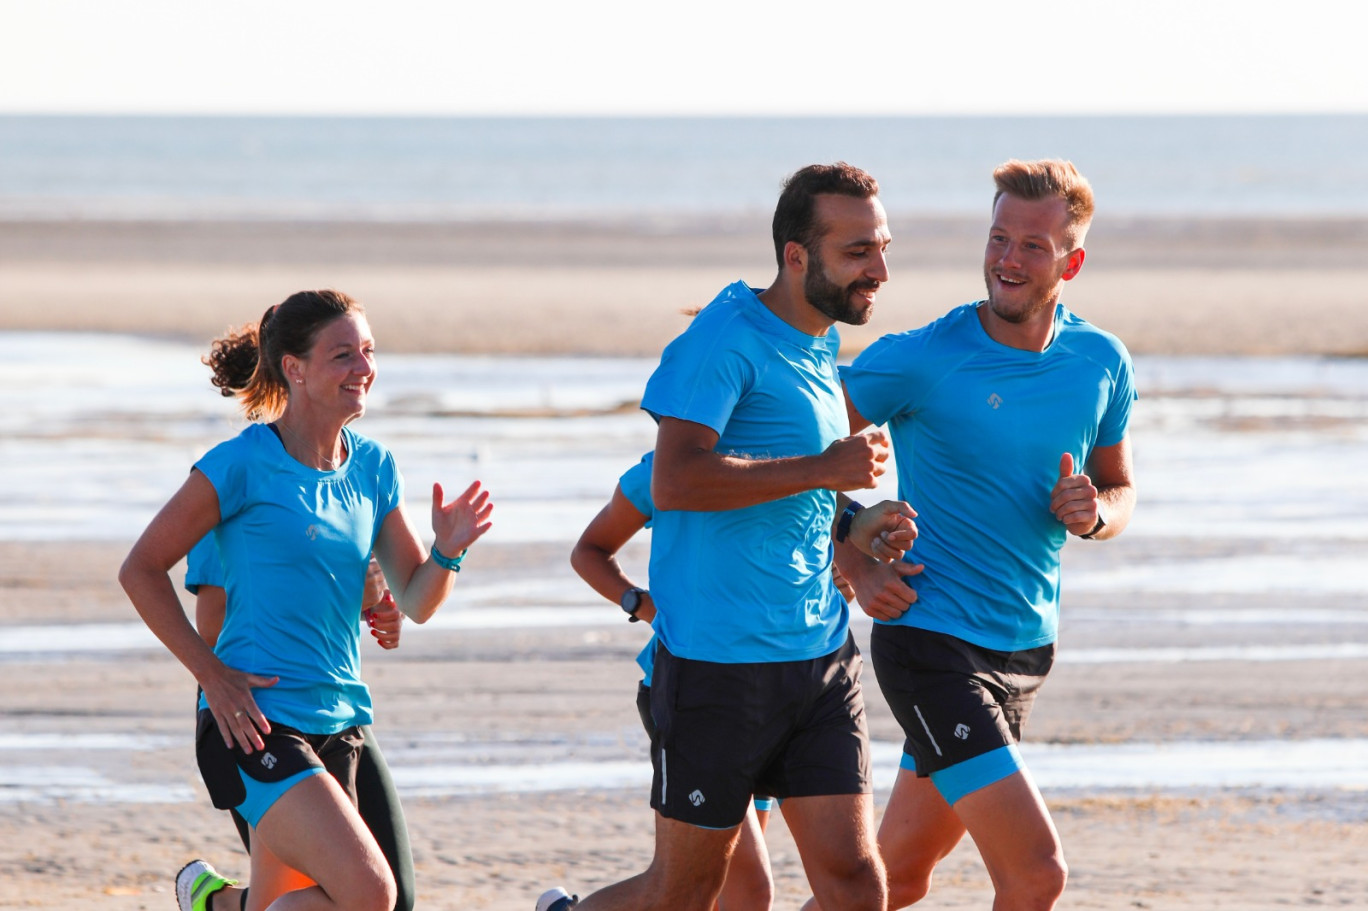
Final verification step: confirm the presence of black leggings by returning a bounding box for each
[228,725,415,911]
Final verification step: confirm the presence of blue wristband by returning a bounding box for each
[430,543,467,572]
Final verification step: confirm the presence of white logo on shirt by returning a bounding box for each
[305,524,321,541]
[954,723,971,741]
[987,393,1003,410]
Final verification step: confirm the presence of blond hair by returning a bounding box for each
[993,159,1095,249]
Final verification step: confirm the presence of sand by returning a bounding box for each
[3,539,1367,909]
[2,217,1367,909]
[3,217,1368,357]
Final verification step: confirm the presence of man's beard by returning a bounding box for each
[983,266,1058,324]
[805,251,876,326]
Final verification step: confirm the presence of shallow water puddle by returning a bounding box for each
[6,612,1368,656]
[3,736,1365,804]
[3,336,1367,550]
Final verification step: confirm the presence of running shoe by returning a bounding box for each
[175,859,237,911]
[536,886,579,910]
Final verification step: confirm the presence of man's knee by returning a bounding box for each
[1001,853,1067,910]
[836,869,887,911]
[718,878,773,911]
[1033,853,1068,903]
[717,862,773,911]
[812,854,886,911]
[882,839,956,908]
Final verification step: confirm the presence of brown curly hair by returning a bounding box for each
[204,289,363,421]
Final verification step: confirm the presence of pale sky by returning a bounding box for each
[1,0,1364,116]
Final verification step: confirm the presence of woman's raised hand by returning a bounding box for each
[431,480,493,559]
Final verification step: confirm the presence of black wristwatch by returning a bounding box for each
[620,587,648,622]
[1080,506,1107,540]
[835,500,864,543]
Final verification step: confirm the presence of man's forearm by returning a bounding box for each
[652,448,829,511]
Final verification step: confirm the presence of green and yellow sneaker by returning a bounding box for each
[175,859,237,911]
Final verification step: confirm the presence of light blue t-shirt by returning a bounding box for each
[640,281,849,664]
[184,533,224,594]
[193,423,404,734]
[616,454,660,684]
[842,301,1136,652]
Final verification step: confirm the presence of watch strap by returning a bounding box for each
[835,500,864,544]
[1080,509,1107,540]
[620,586,647,622]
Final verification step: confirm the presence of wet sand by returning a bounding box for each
[3,539,1367,909]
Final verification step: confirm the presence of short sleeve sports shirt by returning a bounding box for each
[843,302,1136,651]
[640,282,849,664]
[194,423,403,733]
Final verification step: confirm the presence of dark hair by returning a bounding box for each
[992,159,1095,249]
[772,162,880,268]
[204,289,363,421]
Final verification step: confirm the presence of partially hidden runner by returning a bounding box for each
[571,451,776,911]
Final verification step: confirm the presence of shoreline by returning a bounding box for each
[4,217,1368,358]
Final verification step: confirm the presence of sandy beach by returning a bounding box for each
[3,538,1367,910]
[3,217,1368,357]
[2,217,1367,909]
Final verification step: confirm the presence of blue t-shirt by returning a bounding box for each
[193,423,404,734]
[640,281,849,664]
[842,301,1136,651]
[617,454,661,684]
[184,533,224,594]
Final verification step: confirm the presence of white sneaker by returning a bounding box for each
[175,859,237,911]
[536,886,578,911]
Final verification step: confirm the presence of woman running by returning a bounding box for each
[121,289,492,911]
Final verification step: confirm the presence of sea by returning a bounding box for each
[2,115,1367,802]
[2,114,1368,220]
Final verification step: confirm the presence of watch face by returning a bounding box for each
[621,588,641,614]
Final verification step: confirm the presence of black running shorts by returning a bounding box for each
[195,708,364,825]
[649,633,871,829]
[870,624,1054,776]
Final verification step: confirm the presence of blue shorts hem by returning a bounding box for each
[236,766,326,828]
[929,744,1024,805]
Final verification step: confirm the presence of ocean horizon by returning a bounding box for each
[3,114,1366,221]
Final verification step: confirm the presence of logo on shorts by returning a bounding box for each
[261,752,278,770]
[953,723,971,740]
[688,789,706,807]
[987,393,1003,410]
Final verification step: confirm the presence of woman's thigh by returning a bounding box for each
[249,772,394,911]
